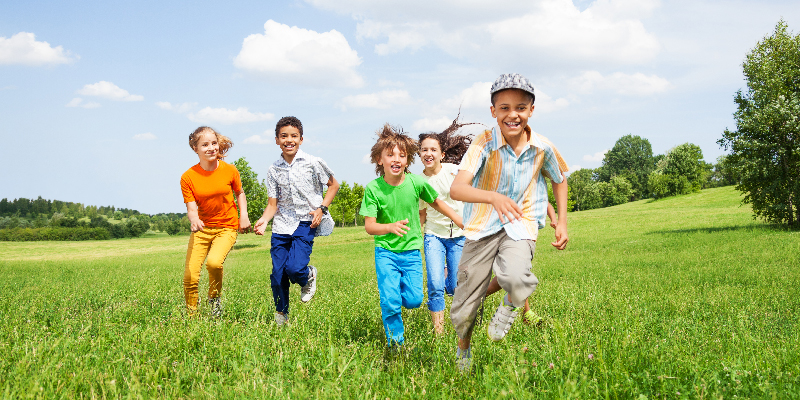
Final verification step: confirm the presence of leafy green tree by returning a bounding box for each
[329,181,365,226]
[598,176,633,207]
[597,135,655,200]
[567,168,602,211]
[719,20,800,227]
[709,155,738,187]
[233,157,268,222]
[648,143,706,198]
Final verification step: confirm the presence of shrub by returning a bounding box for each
[0,227,111,241]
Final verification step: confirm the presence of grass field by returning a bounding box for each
[1,186,799,399]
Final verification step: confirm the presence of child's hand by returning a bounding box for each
[490,193,522,224]
[551,224,568,250]
[253,218,267,236]
[388,219,410,237]
[454,215,465,230]
[550,220,557,229]
[309,208,323,228]
[239,216,252,234]
[189,217,205,232]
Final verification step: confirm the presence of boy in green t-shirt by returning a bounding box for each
[360,124,464,347]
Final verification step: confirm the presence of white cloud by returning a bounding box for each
[412,117,453,132]
[133,133,157,141]
[65,97,100,109]
[234,20,364,88]
[307,0,661,69]
[0,32,77,66]
[443,82,492,110]
[338,90,412,111]
[570,71,672,96]
[361,153,372,164]
[534,89,570,114]
[583,150,609,162]
[77,81,143,101]
[568,164,582,173]
[188,107,274,124]
[156,101,196,113]
[243,133,274,145]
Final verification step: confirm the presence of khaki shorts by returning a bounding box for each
[449,229,538,339]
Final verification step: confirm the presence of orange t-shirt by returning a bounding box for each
[180,160,242,229]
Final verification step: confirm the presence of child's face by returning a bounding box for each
[419,138,443,170]
[275,125,303,157]
[193,132,219,162]
[490,89,534,140]
[378,145,408,177]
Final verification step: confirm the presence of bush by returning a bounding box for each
[108,223,127,238]
[598,176,633,207]
[165,220,182,236]
[125,217,150,237]
[0,227,111,241]
[648,172,692,199]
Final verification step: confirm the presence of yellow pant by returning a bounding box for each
[183,227,237,311]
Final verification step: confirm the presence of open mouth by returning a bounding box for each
[390,163,402,173]
[504,121,520,128]
[284,143,296,150]
[423,155,434,164]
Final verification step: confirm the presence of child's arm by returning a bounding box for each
[419,209,426,227]
[185,202,204,232]
[428,198,464,230]
[547,202,557,229]
[364,216,410,237]
[551,178,569,250]
[235,190,251,233]
[450,170,523,224]
[254,197,278,236]
[311,175,340,228]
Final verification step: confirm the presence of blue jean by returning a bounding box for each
[270,221,316,314]
[423,234,465,312]
[374,247,424,346]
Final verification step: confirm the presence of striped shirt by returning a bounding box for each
[459,126,568,241]
[266,149,334,235]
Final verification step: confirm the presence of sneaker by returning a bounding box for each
[487,298,521,342]
[300,265,317,303]
[275,312,289,327]
[456,346,472,373]
[208,298,223,318]
[523,309,543,326]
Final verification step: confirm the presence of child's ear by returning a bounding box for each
[490,105,496,118]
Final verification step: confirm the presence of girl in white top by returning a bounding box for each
[418,117,475,334]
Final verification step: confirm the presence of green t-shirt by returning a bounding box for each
[360,173,439,252]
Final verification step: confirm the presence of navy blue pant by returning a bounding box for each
[270,221,316,314]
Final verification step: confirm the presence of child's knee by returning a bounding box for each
[205,258,224,272]
[403,291,423,309]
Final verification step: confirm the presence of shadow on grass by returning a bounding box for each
[233,243,260,250]
[647,224,786,235]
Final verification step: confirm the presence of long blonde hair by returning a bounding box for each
[189,126,232,159]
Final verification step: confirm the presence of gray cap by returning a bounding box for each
[490,73,535,98]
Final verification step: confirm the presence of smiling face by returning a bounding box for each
[490,88,534,140]
[378,144,408,178]
[419,137,443,170]
[193,132,219,162]
[275,125,303,161]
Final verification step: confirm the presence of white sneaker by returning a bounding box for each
[275,312,289,327]
[487,297,520,342]
[208,297,223,318]
[300,265,317,303]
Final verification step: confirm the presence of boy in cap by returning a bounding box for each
[449,73,569,371]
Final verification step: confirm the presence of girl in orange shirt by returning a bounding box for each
[180,126,251,316]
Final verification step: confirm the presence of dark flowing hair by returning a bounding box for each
[417,113,477,164]
[369,124,418,176]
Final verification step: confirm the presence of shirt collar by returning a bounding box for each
[277,149,308,167]
[491,125,543,151]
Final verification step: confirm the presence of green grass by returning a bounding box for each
[1,186,798,399]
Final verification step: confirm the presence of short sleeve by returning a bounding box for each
[359,186,378,218]
[230,165,243,193]
[418,178,438,204]
[180,174,195,203]
[266,167,279,199]
[541,144,566,184]
[313,157,334,186]
[459,136,488,179]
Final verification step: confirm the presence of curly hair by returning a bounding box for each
[417,113,477,165]
[275,116,303,137]
[189,126,233,160]
[370,124,418,176]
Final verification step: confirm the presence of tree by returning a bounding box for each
[598,176,633,207]
[567,168,602,211]
[233,157,269,222]
[597,135,655,200]
[719,20,800,227]
[329,181,365,226]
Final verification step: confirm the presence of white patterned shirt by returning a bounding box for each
[266,149,334,235]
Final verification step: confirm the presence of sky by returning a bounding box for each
[2,0,799,214]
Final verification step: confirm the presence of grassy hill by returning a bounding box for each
[1,186,798,398]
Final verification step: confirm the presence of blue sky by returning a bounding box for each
[2,0,798,214]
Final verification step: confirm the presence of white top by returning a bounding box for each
[418,163,464,238]
[266,149,334,235]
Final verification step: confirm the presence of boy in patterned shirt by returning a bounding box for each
[254,116,340,327]
[449,73,569,371]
